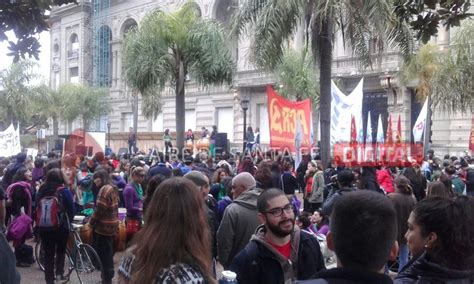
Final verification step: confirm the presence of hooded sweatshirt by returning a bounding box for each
[230,225,325,284]
[217,187,262,268]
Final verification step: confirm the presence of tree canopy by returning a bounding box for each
[123,4,235,150]
[0,0,77,62]
[395,0,472,43]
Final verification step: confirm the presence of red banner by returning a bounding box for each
[267,86,312,152]
[470,116,474,152]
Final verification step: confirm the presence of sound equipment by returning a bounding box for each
[214,133,228,155]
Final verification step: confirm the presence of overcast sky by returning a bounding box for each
[0,31,51,84]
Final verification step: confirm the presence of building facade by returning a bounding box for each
[49,0,472,155]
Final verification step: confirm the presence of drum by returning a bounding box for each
[79,223,93,245]
[197,138,210,150]
[114,221,127,252]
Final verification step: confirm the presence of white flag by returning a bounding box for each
[413,98,428,142]
[376,114,384,143]
[366,111,373,144]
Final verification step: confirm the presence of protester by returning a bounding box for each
[0,231,20,284]
[210,125,217,157]
[163,129,172,156]
[403,166,427,201]
[123,166,145,241]
[445,165,465,195]
[117,177,215,283]
[308,160,325,213]
[128,127,136,156]
[311,209,329,236]
[89,169,119,284]
[426,180,454,198]
[216,176,233,224]
[217,172,260,269]
[322,170,356,217]
[376,165,394,193]
[2,153,27,189]
[245,126,254,153]
[309,191,398,283]
[396,196,474,283]
[280,159,299,195]
[210,168,228,201]
[142,174,166,216]
[36,168,75,284]
[388,175,416,272]
[231,188,325,283]
[303,160,316,212]
[184,171,218,259]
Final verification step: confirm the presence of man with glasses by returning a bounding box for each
[231,188,325,283]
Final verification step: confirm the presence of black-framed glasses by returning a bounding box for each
[264,203,293,217]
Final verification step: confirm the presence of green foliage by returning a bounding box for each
[57,83,108,130]
[431,21,474,113]
[233,0,414,70]
[123,6,235,95]
[123,4,235,149]
[0,0,77,62]
[0,60,43,131]
[394,0,472,43]
[401,21,474,113]
[274,49,319,104]
[401,43,440,100]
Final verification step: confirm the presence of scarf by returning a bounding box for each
[132,182,143,200]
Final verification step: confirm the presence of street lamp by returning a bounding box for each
[107,121,111,150]
[240,95,249,153]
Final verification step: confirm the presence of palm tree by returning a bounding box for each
[122,4,235,151]
[233,0,413,166]
[57,83,108,132]
[31,85,68,136]
[0,60,39,130]
[274,48,319,103]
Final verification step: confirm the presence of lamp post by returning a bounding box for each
[107,121,111,150]
[240,96,249,153]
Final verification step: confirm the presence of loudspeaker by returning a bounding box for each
[214,133,228,155]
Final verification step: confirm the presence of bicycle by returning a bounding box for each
[35,223,103,284]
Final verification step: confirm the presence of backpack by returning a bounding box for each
[35,187,66,230]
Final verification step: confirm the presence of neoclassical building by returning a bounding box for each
[49,0,472,155]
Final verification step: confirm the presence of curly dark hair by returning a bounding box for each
[413,196,474,270]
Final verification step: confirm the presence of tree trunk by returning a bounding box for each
[52,115,59,137]
[133,90,138,135]
[175,59,186,153]
[318,18,333,168]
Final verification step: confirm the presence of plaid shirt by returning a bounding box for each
[90,184,119,236]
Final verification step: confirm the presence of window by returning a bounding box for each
[151,113,164,132]
[185,109,196,131]
[121,113,133,132]
[69,67,79,83]
[94,25,112,87]
[54,72,60,90]
[217,107,234,141]
[257,104,270,143]
[69,33,79,58]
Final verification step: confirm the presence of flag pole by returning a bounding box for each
[423,95,432,156]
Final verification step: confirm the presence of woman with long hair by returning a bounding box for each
[89,169,119,284]
[123,166,145,241]
[403,165,427,201]
[388,175,417,272]
[311,209,329,236]
[303,161,317,212]
[36,168,75,283]
[142,174,166,216]
[118,177,215,283]
[210,168,228,201]
[426,180,454,198]
[396,196,474,283]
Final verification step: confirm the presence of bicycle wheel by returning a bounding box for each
[34,241,45,271]
[73,243,103,284]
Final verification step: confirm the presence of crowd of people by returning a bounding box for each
[0,146,473,283]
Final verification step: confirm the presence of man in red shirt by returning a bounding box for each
[231,189,325,283]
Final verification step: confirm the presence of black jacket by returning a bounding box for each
[322,186,355,217]
[395,253,474,284]
[296,267,393,284]
[230,226,325,284]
